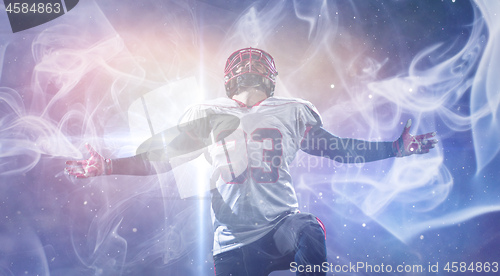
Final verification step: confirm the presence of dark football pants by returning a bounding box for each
[213,213,327,276]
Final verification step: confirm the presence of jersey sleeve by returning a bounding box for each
[178,104,214,140]
[297,100,323,141]
[159,104,213,159]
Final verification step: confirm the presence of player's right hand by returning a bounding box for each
[65,144,112,178]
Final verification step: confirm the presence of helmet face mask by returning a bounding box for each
[224,48,278,98]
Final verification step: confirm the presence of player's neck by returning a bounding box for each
[232,88,268,107]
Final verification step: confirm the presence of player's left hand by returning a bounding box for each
[393,119,438,157]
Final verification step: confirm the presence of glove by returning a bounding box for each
[393,119,438,157]
[65,144,112,178]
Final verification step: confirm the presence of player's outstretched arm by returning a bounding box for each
[301,119,437,163]
[65,144,170,178]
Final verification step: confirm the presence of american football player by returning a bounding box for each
[66,47,437,276]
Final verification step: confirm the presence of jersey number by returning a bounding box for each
[217,128,283,184]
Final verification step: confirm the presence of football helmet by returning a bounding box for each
[224,47,278,98]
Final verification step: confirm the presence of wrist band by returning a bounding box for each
[105,159,113,175]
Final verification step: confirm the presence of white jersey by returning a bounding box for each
[179,96,322,255]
